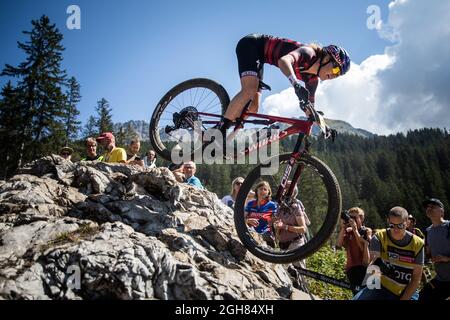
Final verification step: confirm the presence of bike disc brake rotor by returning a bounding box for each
[173,106,201,130]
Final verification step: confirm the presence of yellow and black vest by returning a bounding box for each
[377,229,424,296]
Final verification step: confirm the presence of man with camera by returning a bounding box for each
[337,207,372,294]
[126,137,144,167]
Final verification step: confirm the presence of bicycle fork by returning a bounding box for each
[274,133,307,202]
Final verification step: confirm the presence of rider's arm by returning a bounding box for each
[278,54,300,85]
[278,51,313,116]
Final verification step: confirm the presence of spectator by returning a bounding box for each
[407,214,425,239]
[273,181,309,269]
[183,161,204,189]
[59,146,73,162]
[80,137,103,161]
[353,206,424,300]
[126,137,144,167]
[221,177,244,209]
[168,162,185,183]
[245,190,255,205]
[337,207,372,294]
[143,150,157,168]
[245,181,277,247]
[96,132,126,163]
[419,198,450,300]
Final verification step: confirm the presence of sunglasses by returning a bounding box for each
[331,61,341,75]
[388,222,406,230]
[61,152,70,156]
[235,181,243,186]
[87,144,96,148]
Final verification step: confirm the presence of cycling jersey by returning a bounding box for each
[244,198,277,234]
[375,229,424,296]
[236,34,319,102]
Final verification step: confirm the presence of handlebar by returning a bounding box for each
[300,101,337,142]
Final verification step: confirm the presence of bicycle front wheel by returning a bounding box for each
[234,153,342,264]
[149,78,230,161]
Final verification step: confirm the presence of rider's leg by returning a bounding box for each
[214,75,258,139]
[226,90,261,142]
[212,33,262,139]
[224,76,259,121]
[247,91,261,114]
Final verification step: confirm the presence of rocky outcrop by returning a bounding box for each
[0,155,300,300]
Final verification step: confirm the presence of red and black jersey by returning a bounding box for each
[236,34,320,102]
[263,35,320,103]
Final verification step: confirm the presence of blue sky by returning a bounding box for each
[3,0,448,135]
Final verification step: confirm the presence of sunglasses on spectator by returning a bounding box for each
[61,152,70,156]
[87,144,96,148]
[388,222,406,230]
[235,181,243,186]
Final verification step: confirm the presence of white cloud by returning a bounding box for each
[262,0,450,135]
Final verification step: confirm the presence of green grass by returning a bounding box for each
[305,244,353,300]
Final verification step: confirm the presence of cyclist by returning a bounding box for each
[214,33,351,139]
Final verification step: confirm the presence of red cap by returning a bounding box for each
[96,132,114,141]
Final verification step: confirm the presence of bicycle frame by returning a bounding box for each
[198,111,314,157]
[198,110,315,203]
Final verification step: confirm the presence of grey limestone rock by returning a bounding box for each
[0,156,303,300]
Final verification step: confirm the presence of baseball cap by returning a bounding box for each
[59,146,73,155]
[96,132,114,141]
[168,162,184,171]
[422,198,444,209]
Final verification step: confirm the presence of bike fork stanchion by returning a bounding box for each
[275,133,305,200]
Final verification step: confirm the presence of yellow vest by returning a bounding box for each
[377,229,424,296]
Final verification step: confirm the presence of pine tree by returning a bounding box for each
[83,115,97,138]
[63,76,81,144]
[95,98,113,133]
[0,15,67,167]
[0,81,21,178]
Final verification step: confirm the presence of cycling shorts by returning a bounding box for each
[235,34,265,79]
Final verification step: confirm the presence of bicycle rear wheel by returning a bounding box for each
[150,78,230,161]
[234,153,341,264]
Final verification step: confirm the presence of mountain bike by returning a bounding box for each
[150,78,342,263]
